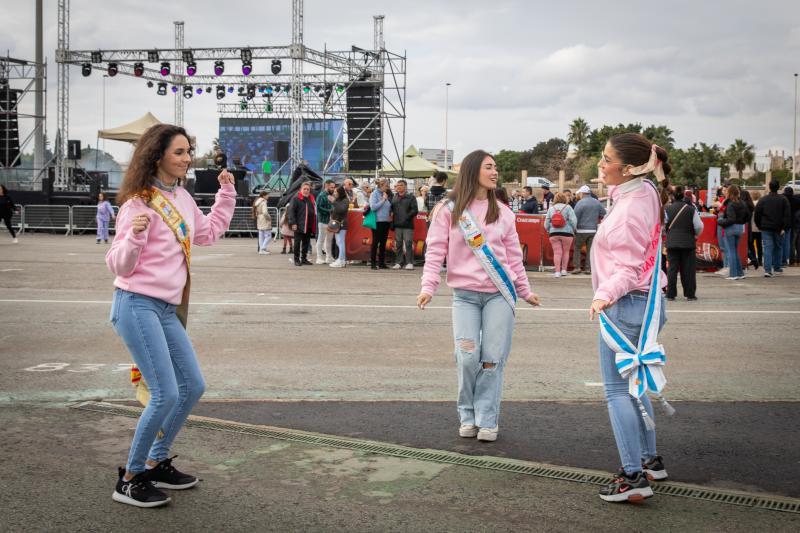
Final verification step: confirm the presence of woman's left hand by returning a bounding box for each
[218,170,235,185]
[589,299,611,320]
[524,294,541,307]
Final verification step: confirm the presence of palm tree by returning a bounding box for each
[567,118,590,155]
[726,139,755,182]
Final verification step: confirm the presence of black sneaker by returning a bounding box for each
[598,470,653,502]
[112,468,170,508]
[149,456,199,490]
[642,455,668,481]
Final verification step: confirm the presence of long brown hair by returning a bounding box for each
[450,150,500,227]
[117,124,193,205]
[726,184,741,202]
[608,133,672,205]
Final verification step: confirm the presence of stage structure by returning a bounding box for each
[54,0,406,191]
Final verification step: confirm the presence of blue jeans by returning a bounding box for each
[762,230,784,274]
[110,289,206,474]
[717,225,728,268]
[599,292,666,474]
[335,229,347,263]
[725,224,744,278]
[451,289,514,429]
[782,228,793,265]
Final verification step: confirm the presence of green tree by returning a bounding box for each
[642,125,675,150]
[525,138,569,179]
[567,117,590,155]
[725,139,755,182]
[494,149,523,182]
[585,123,643,155]
[670,143,729,187]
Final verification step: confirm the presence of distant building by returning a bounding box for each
[419,148,454,170]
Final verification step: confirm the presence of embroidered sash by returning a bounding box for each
[448,202,517,311]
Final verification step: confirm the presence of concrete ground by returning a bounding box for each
[1,234,799,531]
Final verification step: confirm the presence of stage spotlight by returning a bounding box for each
[171,85,179,93]
[237,86,245,96]
[147,81,154,88]
[186,61,197,76]
[214,60,225,76]
[335,84,345,93]
[107,63,118,77]
[265,85,273,96]
[133,62,145,77]
[216,85,226,99]
[147,50,159,63]
[284,84,291,93]
[265,102,273,113]
[196,87,204,95]
[182,50,194,64]
[157,82,167,95]
[241,60,252,76]
[302,85,311,94]
[81,63,91,77]
[227,86,235,93]
[205,86,212,94]
[240,48,252,62]
[160,62,171,76]
[183,85,193,99]
[247,84,256,99]
[91,51,102,63]
[239,99,247,111]
[271,59,282,75]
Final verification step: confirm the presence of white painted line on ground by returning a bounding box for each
[2,298,800,314]
[584,382,604,387]
[0,268,23,272]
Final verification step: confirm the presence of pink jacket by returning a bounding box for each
[421,198,532,300]
[106,184,236,304]
[590,178,667,303]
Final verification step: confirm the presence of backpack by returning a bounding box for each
[551,206,567,228]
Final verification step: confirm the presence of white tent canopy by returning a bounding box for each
[381,145,457,178]
[97,112,162,143]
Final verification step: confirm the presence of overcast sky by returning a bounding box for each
[4,0,800,165]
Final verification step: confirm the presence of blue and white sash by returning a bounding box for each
[598,228,673,428]
[448,202,517,311]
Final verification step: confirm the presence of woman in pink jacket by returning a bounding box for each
[417,150,540,442]
[590,133,671,502]
[106,124,236,508]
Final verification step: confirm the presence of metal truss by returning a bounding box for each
[55,0,69,188]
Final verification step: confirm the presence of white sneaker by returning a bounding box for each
[716,268,729,277]
[477,427,498,442]
[315,258,326,265]
[404,263,415,270]
[12,237,18,243]
[459,424,478,438]
[553,272,561,278]
[325,257,333,264]
[561,270,568,275]
[392,263,402,269]
[329,261,344,268]
[258,250,269,255]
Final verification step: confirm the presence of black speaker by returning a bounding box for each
[68,140,81,160]
[346,82,382,171]
[236,178,249,197]
[275,140,289,163]
[0,88,21,167]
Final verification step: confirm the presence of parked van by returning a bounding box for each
[526,176,554,189]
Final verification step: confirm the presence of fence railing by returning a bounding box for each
[70,205,119,235]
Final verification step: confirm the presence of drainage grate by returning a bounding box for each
[75,401,799,514]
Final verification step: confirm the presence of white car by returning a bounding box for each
[526,176,554,189]
[784,180,800,190]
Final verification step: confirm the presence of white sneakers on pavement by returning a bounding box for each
[404,264,414,270]
[459,424,478,438]
[477,427,498,442]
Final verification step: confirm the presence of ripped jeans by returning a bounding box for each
[451,288,515,429]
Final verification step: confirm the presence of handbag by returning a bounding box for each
[362,208,377,230]
[327,220,342,233]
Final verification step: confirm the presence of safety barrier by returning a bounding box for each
[0,207,24,235]
[70,205,119,236]
[21,205,72,235]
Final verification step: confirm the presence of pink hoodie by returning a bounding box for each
[106,184,236,304]
[590,178,667,303]
[421,198,532,300]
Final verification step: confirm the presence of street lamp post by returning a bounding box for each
[794,73,798,180]
[444,82,451,170]
[102,74,109,153]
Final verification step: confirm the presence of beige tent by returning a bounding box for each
[97,112,162,143]
[381,145,457,178]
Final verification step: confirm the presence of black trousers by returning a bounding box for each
[2,215,16,238]
[370,222,391,267]
[666,247,696,299]
[293,231,311,262]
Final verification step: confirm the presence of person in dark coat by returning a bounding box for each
[755,180,792,277]
[664,186,704,299]
[0,185,19,243]
[520,186,539,214]
[287,181,317,266]
[782,186,800,266]
[718,185,749,280]
[390,179,419,270]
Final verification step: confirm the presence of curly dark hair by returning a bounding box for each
[116,124,193,205]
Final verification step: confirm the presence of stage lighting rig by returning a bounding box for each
[196,87,204,95]
[157,82,167,95]
[186,61,197,76]
[247,84,256,99]
[107,63,118,77]
[216,85,226,99]
[182,50,194,64]
[91,51,102,63]
[171,85,179,94]
[214,60,225,76]
[302,85,311,94]
[160,62,171,76]
[271,59,282,75]
[227,86,235,94]
[147,50,159,63]
[133,62,145,77]
[241,61,252,76]
[147,81,154,88]
[241,48,253,75]
[81,63,91,77]
[183,85,193,99]
[205,87,212,94]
